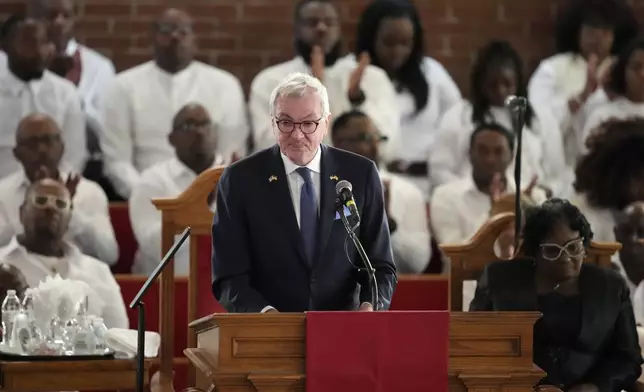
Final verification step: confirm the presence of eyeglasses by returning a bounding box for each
[174,120,215,133]
[539,238,585,261]
[156,23,193,35]
[335,134,389,143]
[274,118,322,134]
[32,194,70,211]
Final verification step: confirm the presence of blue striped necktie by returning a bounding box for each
[296,167,318,263]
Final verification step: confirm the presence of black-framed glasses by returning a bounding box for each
[32,194,70,210]
[335,134,389,143]
[539,238,585,261]
[156,23,193,35]
[174,120,215,133]
[274,118,322,134]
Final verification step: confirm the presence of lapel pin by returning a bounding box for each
[330,175,338,181]
[269,175,278,183]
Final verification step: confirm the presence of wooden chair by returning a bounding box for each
[441,212,621,311]
[151,167,226,390]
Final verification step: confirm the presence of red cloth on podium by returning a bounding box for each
[306,311,449,392]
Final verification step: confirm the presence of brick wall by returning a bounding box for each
[1,0,644,96]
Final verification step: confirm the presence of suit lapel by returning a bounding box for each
[314,145,338,268]
[266,145,308,267]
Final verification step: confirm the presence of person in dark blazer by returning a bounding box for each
[471,198,642,392]
[211,72,396,313]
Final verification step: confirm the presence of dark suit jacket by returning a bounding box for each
[470,259,643,392]
[211,144,397,313]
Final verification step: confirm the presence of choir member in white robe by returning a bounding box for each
[26,0,117,146]
[249,0,400,160]
[571,118,644,243]
[527,0,639,163]
[330,110,431,273]
[577,38,644,157]
[354,0,461,198]
[0,114,117,265]
[0,15,86,179]
[429,40,567,196]
[100,9,248,199]
[129,104,223,275]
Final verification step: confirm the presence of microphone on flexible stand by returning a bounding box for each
[335,180,379,310]
[504,95,528,250]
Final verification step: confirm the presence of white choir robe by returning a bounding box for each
[577,96,644,156]
[128,157,223,275]
[0,68,86,179]
[64,39,116,136]
[528,53,613,163]
[428,100,568,196]
[100,61,249,199]
[0,169,119,265]
[0,236,129,329]
[249,55,401,161]
[380,170,431,273]
[430,175,547,310]
[389,57,461,198]
[1,43,115,148]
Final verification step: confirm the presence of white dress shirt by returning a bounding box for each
[380,170,431,273]
[259,148,321,313]
[129,156,223,275]
[0,169,118,265]
[100,61,249,198]
[249,55,401,160]
[0,68,86,179]
[430,175,547,245]
[0,236,128,329]
[429,100,569,196]
[390,57,461,197]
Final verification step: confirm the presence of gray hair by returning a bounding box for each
[269,72,330,117]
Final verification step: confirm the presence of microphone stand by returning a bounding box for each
[508,103,526,251]
[335,199,379,311]
[129,227,192,392]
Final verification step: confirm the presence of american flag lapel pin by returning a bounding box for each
[269,175,278,183]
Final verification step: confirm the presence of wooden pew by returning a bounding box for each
[441,212,621,311]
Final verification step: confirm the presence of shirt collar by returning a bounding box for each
[280,147,322,176]
[466,171,517,195]
[2,235,79,269]
[0,66,45,96]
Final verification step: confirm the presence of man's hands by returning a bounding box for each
[348,52,370,103]
[358,302,374,311]
[35,166,80,198]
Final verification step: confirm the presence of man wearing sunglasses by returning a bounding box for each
[129,103,224,275]
[0,113,117,265]
[331,110,430,274]
[0,178,128,329]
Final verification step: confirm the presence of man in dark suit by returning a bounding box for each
[212,72,396,313]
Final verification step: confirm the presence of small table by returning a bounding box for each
[0,359,151,391]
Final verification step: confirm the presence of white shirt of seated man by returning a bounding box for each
[129,103,224,276]
[330,110,431,273]
[0,178,128,329]
[0,114,118,265]
[431,125,547,310]
[0,16,86,180]
[248,0,401,162]
[100,8,249,199]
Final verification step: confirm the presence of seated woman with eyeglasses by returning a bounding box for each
[471,198,643,392]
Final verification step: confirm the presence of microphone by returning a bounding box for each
[336,180,360,223]
[129,227,191,392]
[504,95,528,112]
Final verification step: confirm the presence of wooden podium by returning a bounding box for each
[185,312,553,392]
